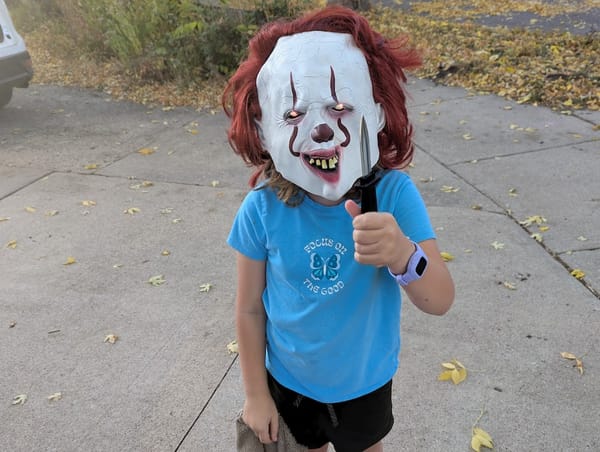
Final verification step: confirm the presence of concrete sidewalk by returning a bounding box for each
[1,78,599,451]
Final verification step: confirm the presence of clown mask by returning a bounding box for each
[256,31,385,201]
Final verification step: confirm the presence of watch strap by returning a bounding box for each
[388,241,428,287]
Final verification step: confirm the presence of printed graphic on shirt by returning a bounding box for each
[303,237,348,296]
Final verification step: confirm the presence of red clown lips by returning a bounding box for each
[301,146,341,184]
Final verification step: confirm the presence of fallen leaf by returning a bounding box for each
[441,185,460,193]
[491,241,505,250]
[211,180,220,187]
[148,275,166,286]
[520,215,547,227]
[47,392,62,402]
[440,251,454,262]
[530,233,543,242]
[161,250,170,256]
[25,206,36,213]
[84,163,98,170]
[438,359,467,384]
[471,426,494,451]
[570,269,585,280]
[502,281,516,290]
[199,283,213,292]
[124,207,141,215]
[227,340,239,354]
[0,216,10,221]
[45,210,59,216]
[9,321,17,328]
[561,351,584,374]
[462,133,474,140]
[137,147,155,155]
[12,394,27,405]
[577,236,588,241]
[81,200,96,207]
[7,240,17,249]
[63,256,77,265]
[104,334,118,344]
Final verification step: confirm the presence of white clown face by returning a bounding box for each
[256,31,385,201]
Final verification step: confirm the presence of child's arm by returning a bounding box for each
[235,252,279,444]
[345,200,454,315]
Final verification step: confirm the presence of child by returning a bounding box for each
[224,6,454,452]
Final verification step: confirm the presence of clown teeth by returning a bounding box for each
[308,156,338,170]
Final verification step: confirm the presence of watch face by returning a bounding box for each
[415,256,428,276]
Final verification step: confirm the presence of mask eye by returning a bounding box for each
[331,103,352,113]
[285,110,303,121]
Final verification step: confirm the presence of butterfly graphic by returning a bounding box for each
[310,253,341,281]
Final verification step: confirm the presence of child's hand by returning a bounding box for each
[242,394,279,444]
[345,199,414,273]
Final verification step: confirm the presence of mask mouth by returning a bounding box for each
[301,147,341,184]
[303,147,340,170]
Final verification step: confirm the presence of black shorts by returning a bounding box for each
[267,373,394,452]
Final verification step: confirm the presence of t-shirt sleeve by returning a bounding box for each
[393,175,436,243]
[227,190,268,261]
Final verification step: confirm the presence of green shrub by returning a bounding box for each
[9,0,317,82]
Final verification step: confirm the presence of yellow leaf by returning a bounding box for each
[227,340,239,354]
[560,352,577,360]
[519,215,547,227]
[12,394,27,405]
[441,185,460,193]
[503,281,517,290]
[81,200,96,207]
[530,233,543,242]
[137,147,155,155]
[148,275,166,286]
[471,435,482,452]
[63,256,77,265]
[47,392,62,401]
[24,206,36,213]
[211,180,220,187]
[84,163,98,170]
[104,334,118,344]
[451,367,467,384]
[437,370,453,381]
[472,427,494,449]
[199,283,213,292]
[575,358,584,374]
[438,359,467,384]
[124,207,141,215]
[462,133,474,140]
[161,250,170,256]
[0,216,9,222]
[7,240,17,249]
[440,252,454,262]
[570,269,585,280]
[490,241,505,250]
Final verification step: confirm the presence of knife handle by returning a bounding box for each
[361,183,378,213]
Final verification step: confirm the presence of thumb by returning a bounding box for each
[270,414,279,442]
[345,199,362,219]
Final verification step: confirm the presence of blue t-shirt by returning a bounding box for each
[227,170,435,403]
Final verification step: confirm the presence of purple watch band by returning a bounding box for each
[388,241,428,287]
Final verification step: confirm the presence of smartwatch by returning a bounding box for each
[388,241,428,287]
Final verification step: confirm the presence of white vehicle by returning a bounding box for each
[0,0,33,108]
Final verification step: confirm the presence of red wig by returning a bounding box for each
[223,5,422,187]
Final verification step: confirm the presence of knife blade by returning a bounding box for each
[357,116,380,212]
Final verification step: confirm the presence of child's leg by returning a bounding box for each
[364,441,383,452]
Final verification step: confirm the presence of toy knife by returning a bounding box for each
[357,116,381,212]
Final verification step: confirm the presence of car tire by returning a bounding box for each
[0,87,13,108]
